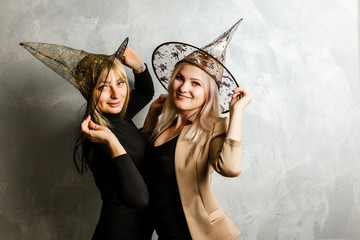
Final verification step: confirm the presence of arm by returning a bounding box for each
[209,86,251,177]
[81,116,126,158]
[121,47,155,119]
[110,154,149,209]
[209,119,242,177]
[82,116,149,209]
[126,66,155,119]
[227,85,251,141]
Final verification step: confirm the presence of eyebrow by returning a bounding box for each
[100,78,124,84]
[177,72,204,83]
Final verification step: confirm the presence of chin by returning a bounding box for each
[102,107,123,114]
[108,110,121,114]
[174,103,187,111]
[112,108,123,114]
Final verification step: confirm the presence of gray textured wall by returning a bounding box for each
[0,0,359,239]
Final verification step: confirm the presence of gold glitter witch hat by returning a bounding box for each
[152,19,242,113]
[20,38,128,100]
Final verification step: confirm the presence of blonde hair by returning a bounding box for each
[74,57,129,174]
[154,62,221,141]
[91,58,129,127]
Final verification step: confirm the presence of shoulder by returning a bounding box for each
[211,117,228,135]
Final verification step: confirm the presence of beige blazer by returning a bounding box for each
[172,117,242,240]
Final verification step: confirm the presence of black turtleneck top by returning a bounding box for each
[90,67,154,240]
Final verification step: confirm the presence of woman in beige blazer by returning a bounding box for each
[143,19,251,240]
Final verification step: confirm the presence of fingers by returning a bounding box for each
[81,116,91,133]
[158,94,168,103]
[232,91,242,99]
[232,85,246,94]
[123,46,131,54]
[149,94,168,115]
[81,116,99,136]
[229,85,252,113]
[152,94,167,105]
[122,46,137,61]
[88,119,98,130]
[121,46,145,74]
[120,46,128,61]
[231,87,242,99]
[232,86,250,98]
[81,116,112,144]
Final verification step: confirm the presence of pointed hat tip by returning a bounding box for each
[19,42,31,48]
[233,18,243,28]
[227,18,243,37]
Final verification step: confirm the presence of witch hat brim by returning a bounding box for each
[152,19,242,113]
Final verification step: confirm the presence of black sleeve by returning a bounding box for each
[110,154,149,209]
[126,64,155,119]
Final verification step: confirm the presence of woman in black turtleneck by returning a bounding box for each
[20,39,153,239]
[75,46,154,240]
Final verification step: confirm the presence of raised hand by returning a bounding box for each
[149,94,168,116]
[226,86,251,141]
[120,46,146,74]
[81,116,115,145]
[229,86,251,114]
[142,94,168,137]
[81,116,126,157]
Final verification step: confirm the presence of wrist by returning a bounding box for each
[147,109,162,121]
[229,109,243,118]
[133,63,146,74]
[105,133,117,146]
[107,136,126,157]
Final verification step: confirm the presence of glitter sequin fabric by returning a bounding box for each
[20,38,128,100]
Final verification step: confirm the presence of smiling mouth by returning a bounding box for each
[108,101,121,107]
[176,93,191,99]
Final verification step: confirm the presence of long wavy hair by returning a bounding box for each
[153,62,221,142]
[73,58,129,174]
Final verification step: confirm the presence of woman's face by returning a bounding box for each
[95,69,127,114]
[171,64,207,115]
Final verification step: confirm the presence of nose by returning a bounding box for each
[110,85,120,99]
[179,81,189,92]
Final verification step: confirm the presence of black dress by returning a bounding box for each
[90,67,154,240]
[147,136,192,240]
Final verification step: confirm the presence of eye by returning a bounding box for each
[98,84,108,90]
[192,81,201,87]
[117,81,125,87]
[175,74,184,81]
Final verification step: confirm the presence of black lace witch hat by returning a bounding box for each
[152,19,242,113]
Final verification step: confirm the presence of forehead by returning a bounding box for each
[100,69,122,83]
[178,64,207,80]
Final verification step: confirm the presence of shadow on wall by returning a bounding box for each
[0,61,100,239]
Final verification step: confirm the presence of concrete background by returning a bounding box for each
[0,0,359,239]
